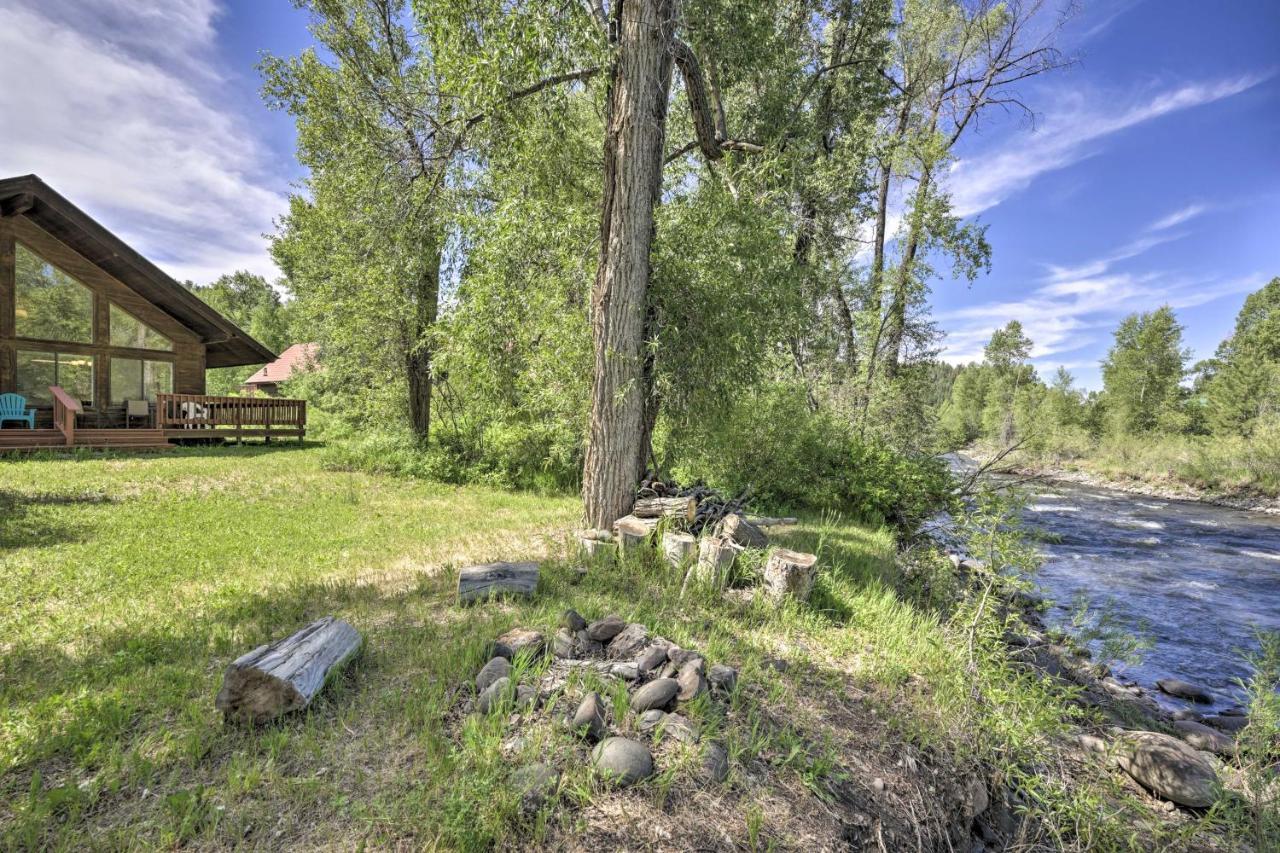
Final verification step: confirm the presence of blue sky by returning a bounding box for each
[0,1,1276,388]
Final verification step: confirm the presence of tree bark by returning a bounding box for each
[405,230,442,442]
[457,561,541,603]
[762,548,818,602]
[582,0,676,529]
[633,496,697,522]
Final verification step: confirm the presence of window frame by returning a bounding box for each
[14,349,96,406]
[13,241,96,345]
[109,356,174,405]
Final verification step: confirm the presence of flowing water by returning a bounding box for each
[1009,478,1280,710]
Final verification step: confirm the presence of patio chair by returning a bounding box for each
[0,393,36,429]
[125,399,151,428]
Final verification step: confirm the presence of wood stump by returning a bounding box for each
[632,496,696,524]
[718,513,768,549]
[458,561,540,603]
[216,616,362,723]
[762,548,818,602]
[682,537,736,595]
[661,531,697,569]
[579,537,616,564]
[616,516,654,557]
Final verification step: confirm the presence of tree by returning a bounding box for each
[1100,306,1190,435]
[1204,277,1280,436]
[188,271,293,394]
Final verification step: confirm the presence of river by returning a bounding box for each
[1011,477,1280,710]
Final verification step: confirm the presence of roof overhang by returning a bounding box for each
[0,174,276,368]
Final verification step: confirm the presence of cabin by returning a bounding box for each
[242,342,319,396]
[0,174,305,450]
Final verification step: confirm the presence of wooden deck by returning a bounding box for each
[0,388,306,452]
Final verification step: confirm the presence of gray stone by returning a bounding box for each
[497,628,545,660]
[511,762,559,813]
[635,644,669,675]
[591,737,654,787]
[1219,705,1248,717]
[553,628,577,659]
[631,678,680,712]
[1171,709,1203,722]
[1204,714,1249,733]
[1174,720,1233,755]
[515,684,539,711]
[607,623,649,659]
[700,741,729,784]
[667,647,705,671]
[658,712,699,743]
[563,609,587,633]
[1116,731,1219,808]
[572,692,607,742]
[708,664,739,694]
[574,629,604,657]
[476,656,512,692]
[677,662,708,702]
[637,709,666,735]
[476,677,513,714]
[610,662,639,681]
[1156,678,1213,704]
[965,778,990,820]
[586,615,627,643]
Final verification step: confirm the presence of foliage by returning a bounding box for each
[1100,306,1191,435]
[187,271,294,394]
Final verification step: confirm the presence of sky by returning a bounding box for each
[0,1,1277,389]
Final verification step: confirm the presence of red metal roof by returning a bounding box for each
[243,343,319,386]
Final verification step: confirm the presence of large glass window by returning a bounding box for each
[109,304,172,351]
[15,351,95,406]
[110,358,173,404]
[14,244,93,343]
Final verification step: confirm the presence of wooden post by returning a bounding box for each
[215,616,362,723]
[762,548,819,602]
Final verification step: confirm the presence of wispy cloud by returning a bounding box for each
[947,74,1270,217]
[1147,203,1209,232]
[0,1,286,284]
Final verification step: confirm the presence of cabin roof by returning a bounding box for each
[0,174,276,368]
[243,343,319,386]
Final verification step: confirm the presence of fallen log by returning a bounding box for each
[216,616,362,724]
[632,496,697,523]
[718,513,768,549]
[457,561,540,603]
[762,548,818,602]
[662,531,697,569]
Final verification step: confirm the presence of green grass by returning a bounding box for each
[0,446,1237,850]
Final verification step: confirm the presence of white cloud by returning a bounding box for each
[1147,203,1208,232]
[0,2,286,284]
[946,74,1270,217]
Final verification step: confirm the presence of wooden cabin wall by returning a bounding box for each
[0,214,207,425]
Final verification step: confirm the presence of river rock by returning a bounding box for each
[700,741,729,784]
[476,656,512,692]
[497,628,545,659]
[591,737,654,786]
[476,677,513,714]
[1171,709,1203,722]
[1204,714,1249,733]
[708,663,739,694]
[658,712,699,743]
[553,628,577,659]
[1218,705,1248,717]
[586,615,626,642]
[667,647,705,670]
[637,709,666,735]
[607,623,649,658]
[515,684,539,711]
[636,645,669,675]
[631,678,680,712]
[572,692,607,742]
[575,629,604,657]
[677,662,708,701]
[1116,731,1219,808]
[511,762,560,813]
[563,609,587,633]
[1156,678,1213,704]
[965,778,990,820]
[1173,720,1233,755]
[611,662,640,681]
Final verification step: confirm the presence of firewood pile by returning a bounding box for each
[636,474,750,537]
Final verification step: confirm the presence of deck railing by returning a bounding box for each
[155,393,306,441]
[49,385,82,446]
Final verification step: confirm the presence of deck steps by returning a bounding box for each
[0,428,172,451]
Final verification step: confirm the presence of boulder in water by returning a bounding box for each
[1155,678,1213,704]
[1173,720,1233,755]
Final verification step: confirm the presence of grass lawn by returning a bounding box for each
[0,445,1216,850]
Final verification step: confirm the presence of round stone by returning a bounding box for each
[637,709,666,735]
[572,692,607,742]
[708,663,738,694]
[591,737,654,787]
[630,678,680,712]
[586,615,627,642]
[476,656,512,692]
[606,623,649,659]
[498,628,545,660]
[635,645,669,675]
[563,609,587,633]
[1155,678,1213,704]
[476,677,512,714]
[700,741,729,784]
[677,662,708,702]
[552,628,577,659]
[659,712,699,743]
[511,762,560,813]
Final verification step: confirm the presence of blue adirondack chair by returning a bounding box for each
[0,393,36,429]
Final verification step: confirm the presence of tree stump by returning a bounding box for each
[616,516,654,557]
[762,548,818,602]
[632,496,697,523]
[457,561,540,603]
[681,537,736,595]
[579,537,616,564]
[718,513,768,549]
[216,617,362,723]
[662,531,697,569]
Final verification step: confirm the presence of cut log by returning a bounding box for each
[616,516,653,557]
[662,531,697,569]
[762,548,818,602]
[579,537,616,563]
[746,516,798,528]
[457,561,540,603]
[216,617,362,724]
[633,496,697,523]
[718,513,768,549]
[681,537,737,596]
[613,514,660,535]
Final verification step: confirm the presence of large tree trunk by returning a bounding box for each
[405,231,442,443]
[582,0,676,529]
